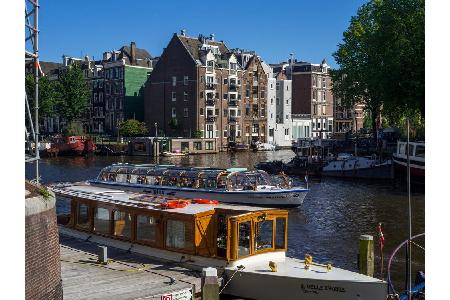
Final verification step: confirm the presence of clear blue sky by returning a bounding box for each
[38,0,366,68]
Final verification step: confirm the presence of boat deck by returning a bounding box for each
[60,234,201,300]
[51,183,274,215]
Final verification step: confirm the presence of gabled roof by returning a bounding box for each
[177,35,229,62]
[119,45,153,60]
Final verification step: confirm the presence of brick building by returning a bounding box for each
[334,97,365,138]
[232,50,270,144]
[144,31,246,150]
[103,42,154,134]
[288,59,334,139]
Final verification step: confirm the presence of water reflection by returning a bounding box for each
[26,150,424,289]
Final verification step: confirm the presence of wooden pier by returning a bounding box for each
[60,234,201,299]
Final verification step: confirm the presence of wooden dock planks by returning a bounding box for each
[60,234,201,299]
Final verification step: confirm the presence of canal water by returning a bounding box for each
[26,150,425,292]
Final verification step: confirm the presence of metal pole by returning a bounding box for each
[406,118,412,300]
[34,0,40,184]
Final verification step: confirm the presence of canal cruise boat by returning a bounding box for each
[51,183,386,300]
[88,164,308,207]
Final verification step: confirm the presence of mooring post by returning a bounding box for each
[359,234,374,276]
[201,267,219,300]
[97,245,108,264]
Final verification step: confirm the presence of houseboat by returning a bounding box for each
[88,164,308,207]
[392,141,425,184]
[47,134,96,156]
[50,183,387,300]
[321,153,393,180]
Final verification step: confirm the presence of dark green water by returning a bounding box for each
[25,150,424,292]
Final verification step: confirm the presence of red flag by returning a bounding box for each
[377,223,385,251]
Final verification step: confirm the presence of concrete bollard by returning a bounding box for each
[358,235,374,277]
[201,267,219,300]
[98,245,108,264]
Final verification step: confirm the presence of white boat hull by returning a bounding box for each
[89,180,307,207]
[223,257,387,300]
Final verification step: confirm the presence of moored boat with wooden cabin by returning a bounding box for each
[51,183,387,300]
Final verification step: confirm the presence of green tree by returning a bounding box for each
[25,73,59,122]
[331,0,425,134]
[118,119,148,137]
[55,63,90,123]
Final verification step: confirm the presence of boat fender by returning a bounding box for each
[192,198,219,204]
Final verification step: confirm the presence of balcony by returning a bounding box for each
[205,82,216,90]
[206,99,215,106]
[206,116,216,123]
[229,100,238,107]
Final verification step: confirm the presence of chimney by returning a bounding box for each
[130,42,136,65]
[180,29,186,36]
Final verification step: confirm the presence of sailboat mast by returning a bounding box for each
[406,119,412,300]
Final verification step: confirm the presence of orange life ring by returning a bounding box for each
[192,198,219,205]
[160,199,190,209]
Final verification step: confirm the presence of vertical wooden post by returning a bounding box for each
[201,267,219,300]
[359,234,374,276]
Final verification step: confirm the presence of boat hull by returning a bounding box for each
[89,180,307,207]
[223,262,387,300]
[321,164,393,180]
[392,157,425,185]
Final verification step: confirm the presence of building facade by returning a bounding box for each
[267,71,293,147]
[292,114,312,140]
[103,42,154,135]
[288,59,334,139]
[334,96,365,138]
[144,31,246,150]
[233,50,270,144]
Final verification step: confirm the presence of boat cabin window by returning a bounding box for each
[415,145,425,158]
[94,207,110,235]
[399,143,406,155]
[166,219,192,250]
[113,211,132,239]
[77,203,90,229]
[216,214,228,258]
[275,218,286,249]
[136,215,157,243]
[255,219,273,251]
[238,221,251,257]
[116,173,128,183]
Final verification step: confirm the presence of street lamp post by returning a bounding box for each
[155,122,158,138]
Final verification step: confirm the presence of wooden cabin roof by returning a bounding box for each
[50,183,274,216]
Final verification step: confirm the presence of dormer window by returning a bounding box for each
[207,61,214,72]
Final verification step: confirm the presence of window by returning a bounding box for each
[224,78,228,84]
[184,76,188,85]
[269,128,274,137]
[286,114,289,120]
[223,93,228,99]
[113,211,132,239]
[415,145,425,158]
[183,108,188,117]
[172,76,177,86]
[223,109,228,117]
[322,105,326,115]
[172,92,176,102]
[94,207,110,235]
[286,85,289,91]
[184,92,188,101]
[276,98,280,105]
[275,218,286,249]
[77,203,90,229]
[317,121,321,129]
[166,219,190,249]
[215,108,219,116]
[238,221,251,257]
[200,108,204,116]
[136,215,156,242]
[285,128,290,135]
[260,90,265,98]
[256,220,273,251]
[216,214,227,258]
[194,142,202,150]
[99,93,103,102]
[172,107,176,118]
[323,91,326,101]
[276,83,280,90]
[205,141,213,150]
[200,91,204,98]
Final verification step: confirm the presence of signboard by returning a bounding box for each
[161,288,192,300]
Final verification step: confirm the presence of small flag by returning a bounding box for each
[377,223,385,251]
